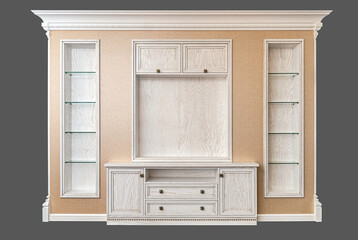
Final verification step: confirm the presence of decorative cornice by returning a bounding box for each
[32,10,331,31]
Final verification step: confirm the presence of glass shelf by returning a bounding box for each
[268,132,299,135]
[65,131,96,134]
[65,161,97,164]
[268,73,299,77]
[268,162,299,165]
[268,101,299,104]
[65,101,96,104]
[65,71,96,74]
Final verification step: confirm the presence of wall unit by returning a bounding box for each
[264,40,304,197]
[61,40,100,198]
[106,163,258,225]
[133,40,232,163]
[32,10,331,224]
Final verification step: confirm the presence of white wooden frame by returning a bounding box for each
[264,39,304,198]
[132,39,232,163]
[60,40,100,198]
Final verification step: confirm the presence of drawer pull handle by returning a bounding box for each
[220,173,224,178]
[200,190,205,194]
[159,206,164,211]
[159,190,164,194]
[156,69,160,73]
[204,69,208,73]
[139,174,144,178]
[200,206,205,211]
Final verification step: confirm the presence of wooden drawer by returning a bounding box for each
[146,185,217,199]
[146,201,217,216]
[136,43,181,73]
[183,44,228,73]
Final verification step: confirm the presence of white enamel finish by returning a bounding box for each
[136,44,181,73]
[60,40,100,198]
[146,201,217,216]
[183,44,228,73]
[107,168,144,217]
[146,185,217,199]
[133,40,232,162]
[264,40,304,198]
[220,168,256,216]
[32,10,331,31]
[106,163,258,224]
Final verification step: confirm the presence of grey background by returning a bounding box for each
[1,0,356,239]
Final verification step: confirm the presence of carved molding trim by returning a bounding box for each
[32,10,332,32]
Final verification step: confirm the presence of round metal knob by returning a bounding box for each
[200,190,205,194]
[200,206,205,211]
[159,189,164,194]
[159,206,164,211]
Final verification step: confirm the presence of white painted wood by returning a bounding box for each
[107,218,257,225]
[257,214,316,222]
[136,76,229,159]
[42,195,50,222]
[268,104,300,133]
[264,40,304,198]
[106,163,257,224]
[183,44,227,73]
[107,169,144,217]
[267,164,300,195]
[147,168,217,178]
[268,134,299,163]
[105,162,259,168]
[314,195,322,222]
[32,10,332,31]
[146,201,217,216]
[50,214,107,222]
[60,40,100,198]
[133,40,232,162]
[48,213,320,223]
[220,168,256,216]
[146,185,217,199]
[136,44,180,73]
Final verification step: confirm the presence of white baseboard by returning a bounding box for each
[258,214,316,222]
[50,214,107,222]
[47,213,319,222]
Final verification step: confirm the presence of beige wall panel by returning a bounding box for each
[50,30,314,214]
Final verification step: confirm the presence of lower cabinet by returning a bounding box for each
[107,168,144,217]
[106,163,258,225]
[220,168,256,216]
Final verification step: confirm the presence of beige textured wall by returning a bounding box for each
[49,30,314,214]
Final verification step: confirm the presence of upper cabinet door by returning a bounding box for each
[183,44,228,73]
[136,44,181,73]
[219,168,256,216]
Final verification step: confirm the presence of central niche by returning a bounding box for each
[133,40,232,162]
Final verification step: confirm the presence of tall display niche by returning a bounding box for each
[61,40,100,198]
[264,40,304,197]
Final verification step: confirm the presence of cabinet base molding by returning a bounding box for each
[107,218,257,225]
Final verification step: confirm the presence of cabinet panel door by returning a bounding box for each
[136,44,181,73]
[219,168,256,216]
[183,44,228,73]
[107,169,144,217]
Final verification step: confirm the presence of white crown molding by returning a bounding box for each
[32,10,331,32]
